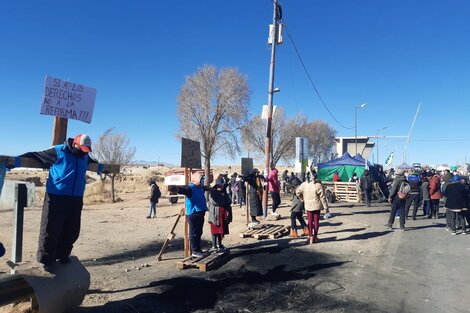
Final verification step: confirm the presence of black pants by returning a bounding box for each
[271,192,281,213]
[387,197,406,228]
[430,199,440,218]
[290,211,307,230]
[405,193,420,219]
[364,189,372,207]
[446,210,466,232]
[37,193,83,265]
[188,212,205,253]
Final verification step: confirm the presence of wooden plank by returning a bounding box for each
[269,227,290,239]
[198,250,230,272]
[0,156,120,174]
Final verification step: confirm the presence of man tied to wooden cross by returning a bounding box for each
[21,134,99,270]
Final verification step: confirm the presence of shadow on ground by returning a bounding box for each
[78,239,389,313]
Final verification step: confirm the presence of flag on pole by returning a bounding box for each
[385,152,394,166]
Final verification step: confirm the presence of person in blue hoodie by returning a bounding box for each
[169,172,209,257]
[20,134,97,269]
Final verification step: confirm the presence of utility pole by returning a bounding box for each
[262,0,281,217]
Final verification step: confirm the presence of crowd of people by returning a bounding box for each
[384,167,469,234]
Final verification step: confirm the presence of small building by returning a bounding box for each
[335,137,375,160]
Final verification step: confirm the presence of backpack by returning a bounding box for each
[397,181,410,199]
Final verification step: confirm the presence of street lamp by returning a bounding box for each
[355,103,367,155]
[376,126,387,164]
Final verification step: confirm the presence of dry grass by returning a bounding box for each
[5,164,295,207]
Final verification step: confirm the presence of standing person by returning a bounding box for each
[296,176,329,244]
[208,178,233,252]
[385,169,408,231]
[443,175,468,235]
[360,169,373,207]
[237,174,246,208]
[230,172,238,204]
[333,171,341,182]
[169,172,208,257]
[146,179,161,218]
[232,173,240,205]
[349,172,358,183]
[421,176,431,218]
[244,169,263,226]
[289,177,308,237]
[21,134,97,269]
[281,170,289,194]
[405,172,422,220]
[429,172,442,219]
[268,168,281,216]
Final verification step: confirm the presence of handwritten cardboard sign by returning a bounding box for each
[181,138,201,169]
[40,76,96,123]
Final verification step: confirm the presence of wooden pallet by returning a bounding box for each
[240,224,290,240]
[176,250,230,272]
[323,182,361,203]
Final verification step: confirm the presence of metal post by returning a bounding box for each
[262,0,279,216]
[11,183,27,273]
[355,107,358,155]
[376,129,379,164]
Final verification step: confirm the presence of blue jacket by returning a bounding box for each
[46,143,90,197]
[185,182,208,216]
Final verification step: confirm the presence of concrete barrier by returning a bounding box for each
[22,256,90,313]
[0,180,35,208]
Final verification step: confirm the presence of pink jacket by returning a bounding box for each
[268,168,280,193]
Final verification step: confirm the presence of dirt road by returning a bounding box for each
[1,193,469,312]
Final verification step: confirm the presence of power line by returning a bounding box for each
[281,18,354,130]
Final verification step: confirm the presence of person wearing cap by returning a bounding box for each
[168,172,209,257]
[208,178,233,252]
[20,134,96,269]
[385,168,407,230]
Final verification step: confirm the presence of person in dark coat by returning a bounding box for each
[289,177,308,237]
[20,134,100,270]
[0,242,5,258]
[385,169,407,230]
[360,169,373,207]
[146,179,161,218]
[443,175,469,234]
[244,168,263,226]
[208,178,233,252]
[405,172,422,220]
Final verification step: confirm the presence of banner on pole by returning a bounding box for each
[40,76,97,123]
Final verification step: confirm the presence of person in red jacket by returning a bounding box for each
[268,168,281,216]
[429,171,442,219]
[333,171,341,182]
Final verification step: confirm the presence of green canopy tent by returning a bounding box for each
[317,152,367,182]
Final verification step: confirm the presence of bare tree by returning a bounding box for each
[92,128,136,202]
[305,120,337,165]
[177,65,249,184]
[242,108,306,167]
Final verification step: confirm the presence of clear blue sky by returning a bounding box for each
[1,0,469,167]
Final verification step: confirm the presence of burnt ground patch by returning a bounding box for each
[79,240,387,313]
